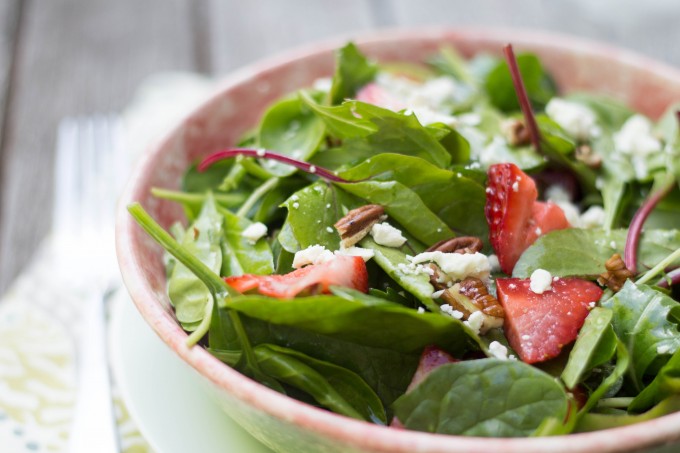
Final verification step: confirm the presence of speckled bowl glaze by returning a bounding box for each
[116,28,680,453]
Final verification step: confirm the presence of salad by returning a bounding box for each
[129,42,680,438]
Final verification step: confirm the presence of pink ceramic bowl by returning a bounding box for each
[116,28,680,453]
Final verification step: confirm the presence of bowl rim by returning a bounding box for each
[116,26,680,453]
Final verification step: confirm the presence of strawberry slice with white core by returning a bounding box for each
[496,277,603,364]
[485,163,570,274]
[224,255,368,298]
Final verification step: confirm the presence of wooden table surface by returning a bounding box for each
[1,0,680,294]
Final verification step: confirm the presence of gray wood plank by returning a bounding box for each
[0,0,198,294]
[387,0,680,67]
[209,0,376,74]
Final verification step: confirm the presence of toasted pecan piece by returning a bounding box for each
[501,118,532,147]
[334,204,386,248]
[598,253,634,292]
[426,236,483,254]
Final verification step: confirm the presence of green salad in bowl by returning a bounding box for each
[128,41,680,438]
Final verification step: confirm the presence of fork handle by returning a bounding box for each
[68,289,120,453]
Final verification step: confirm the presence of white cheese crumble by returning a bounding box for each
[440,304,464,319]
[326,226,333,233]
[417,307,425,314]
[580,206,605,229]
[335,246,374,262]
[529,269,553,294]
[241,222,268,244]
[370,222,407,247]
[487,254,501,273]
[431,289,445,299]
[488,341,512,360]
[464,311,485,335]
[410,251,491,282]
[312,77,332,92]
[657,344,671,355]
[545,98,600,141]
[614,114,661,156]
[292,245,334,268]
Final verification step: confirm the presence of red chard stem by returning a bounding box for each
[198,148,352,183]
[658,268,680,289]
[503,44,542,153]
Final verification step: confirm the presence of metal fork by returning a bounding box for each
[54,116,126,453]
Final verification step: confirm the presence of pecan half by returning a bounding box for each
[458,277,505,318]
[598,253,634,292]
[501,118,531,147]
[575,144,602,169]
[426,236,483,254]
[334,204,386,248]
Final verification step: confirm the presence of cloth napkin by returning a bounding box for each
[0,73,217,453]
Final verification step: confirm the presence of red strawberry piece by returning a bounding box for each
[485,163,570,274]
[224,255,368,298]
[355,82,407,111]
[496,277,603,364]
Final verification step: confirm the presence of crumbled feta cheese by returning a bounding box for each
[610,241,617,249]
[588,301,597,309]
[546,98,599,141]
[370,222,407,247]
[529,269,553,294]
[488,341,510,360]
[417,307,425,314]
[440,304,464,319]
[241,222,268,244]
[479,136,510,166]
[614,115,661,156]
[325,203,331,209]
[326,227,334,234]
[545,185,572,203]
[335,246,374,262]
[554,201,581,227]
[487,254,500,273]
[410,251,491,282]
[431,289,445,299]
[657,344,671,355]
[580,206,605,229]
[292,245,334,268]
[464,311,485,335]
[312,77,332,92]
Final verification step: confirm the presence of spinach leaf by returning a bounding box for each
[220,209,274,277]
[330,42,378,105]
[225,289,470,355]
[338,180,454,246]
[182,161,234,193]
[579,337,630,415]
[484,54,556,112]
[562,307,617,389]
[167,195,224,330]
[428,45,476,86]
[282,182,352,250]
[253,344,386,423]
[301,93,452,168]
[393,359,568,437]
[513,228,680,278]
[630,348,680,412]
[575,396,680,433]
[257,94,326,177]
[339,153,488,238]
[603,281,680,390]
[358,237,437,311]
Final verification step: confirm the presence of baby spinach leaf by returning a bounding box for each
[225,290,470,355]
[182,161,233,193]
[575,395,680,433]
[562,307,617,389]
[337,180,454,246]
[602,281,680,390]
[485,53,556,112]
[257,94,326,177]
[253,344,386,423]
[300,91,376,138]
[220,209,274,277]
[428,45,476,86]
[513,228,680,278]
[358,237,437,311]
[276,221,300,253]
[630,348,680,412]
[282,182,351,250]
[579,337,630,415]
[167,195,224,330]
[330,42,378,105]
[393,359,568,437]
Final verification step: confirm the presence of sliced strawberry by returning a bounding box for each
[355,82,406,111]
[496,277,603,364]
[485,163,570,274]
[224,255,368,298]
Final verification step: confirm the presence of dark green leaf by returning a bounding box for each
[484,54,556,112]
[575,396,680,432]
[630,348,680,412]
[394,359,568,437]
[330,42,378,105]
[220,209,274,277]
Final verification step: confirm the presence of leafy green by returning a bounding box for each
[394,359,569,437]
[220,209,274,277]
[576,396,680,432]
[603,281,680,390]
[253,343,386,422]
[330,42,378,105]
[484,54,556,112]
[630,348,680,412]
[565,93,633,131]
[513,228,680,278]
[258,94,326,177]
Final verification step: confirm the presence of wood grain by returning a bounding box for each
[0,0,198,293]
